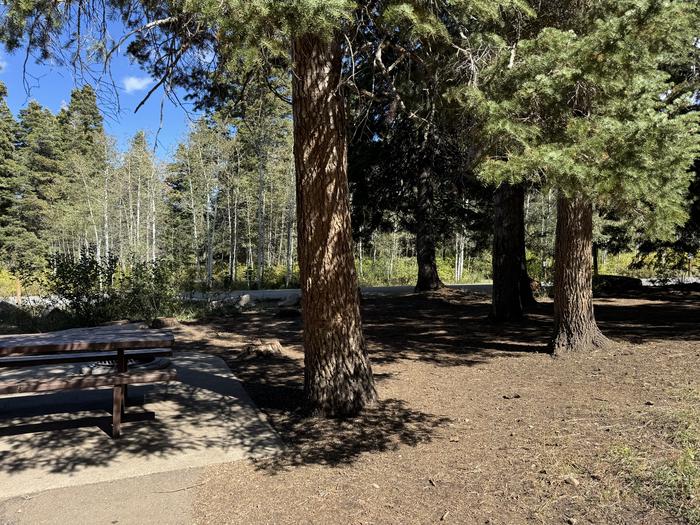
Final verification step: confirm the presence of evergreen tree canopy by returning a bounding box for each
[0,81,16,220]
[58,85,105,156]
[474,0,700,240]
[0,85,48,279]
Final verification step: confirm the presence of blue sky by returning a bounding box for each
[0,39,196,159]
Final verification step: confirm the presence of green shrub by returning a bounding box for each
[47,250,182,324]
[115,259,181,321]
[48,249,118,325]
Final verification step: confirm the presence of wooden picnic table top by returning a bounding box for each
[0,324,174,356]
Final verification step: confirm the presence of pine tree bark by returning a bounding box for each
[551,194,610,354]
[491,184,537,321]
[414,166,444,292]
[292,33,376,416]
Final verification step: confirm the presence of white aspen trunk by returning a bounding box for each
[127,159,134,251]
[525,191,531,223]
[256,152,266,289]
[233,190,239,283]
[205,186,213,289]
[284,166,295,287]
[372,232,377,264]
[358,239,363,279]
[227,188,233,284]
[276,210,284,267]
[459,234,465,281]
[118,204,125,270]
[151,168,157,262]
[540,190,547,281]
[136,170,142,261]
[103,172,110,260]
[389,231,397,281]
[188,178,200,280]
[454,233,459,282]
[285,213,294,287]
[79,170,101,261]
[245,191,253,288]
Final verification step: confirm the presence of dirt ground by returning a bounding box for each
[170,286,700,524]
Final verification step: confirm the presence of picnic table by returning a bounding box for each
[0,324,177,438]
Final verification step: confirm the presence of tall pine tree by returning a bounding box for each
[477,0,700,353]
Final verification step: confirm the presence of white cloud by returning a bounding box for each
[123,75,152,94]
[0,52,7,74]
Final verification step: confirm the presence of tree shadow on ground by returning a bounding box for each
[593,287,700,344]
[361,290,552,366]
[258,398,451,474]
[200,289,553,371]
[223,351,451,474]
[198,286,699,473]
[182,290,549,472]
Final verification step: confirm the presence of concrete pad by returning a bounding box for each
[0,468,203,525]
[0,352,281,501]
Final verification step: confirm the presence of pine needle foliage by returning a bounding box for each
[473,0,700,241]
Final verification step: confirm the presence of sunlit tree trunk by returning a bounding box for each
[551,193,610,354]
[292,32,376,416]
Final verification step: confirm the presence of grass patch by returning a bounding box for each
[613,392,700,524]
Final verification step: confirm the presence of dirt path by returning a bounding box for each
[170,287,699,524]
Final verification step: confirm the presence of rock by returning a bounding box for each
[0,300,22,318]
[237,294,253,308]
[239,338,284,358]
[566,518,577,525]
[503,393,521,400]
[278,294,300,307]
[563,475,580,486]
[151,317,180,328]
[593,274,643,296]
[41,307,71,327]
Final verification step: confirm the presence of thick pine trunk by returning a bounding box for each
[414,166,444,292]
[491,184,536,321]
[292,33,376,416]
[551,194,609,354]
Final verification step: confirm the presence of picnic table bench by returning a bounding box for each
[0,325,177,438]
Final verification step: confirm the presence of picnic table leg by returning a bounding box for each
[117,350,128,413]
[112,385,123,438]
[112,349,127,438]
